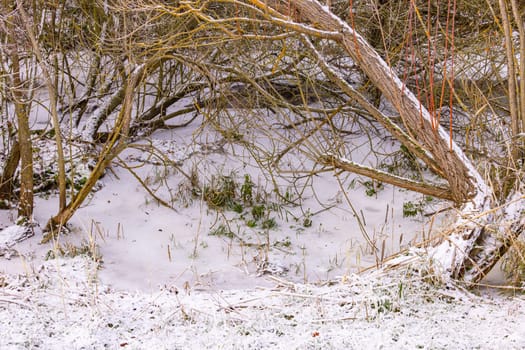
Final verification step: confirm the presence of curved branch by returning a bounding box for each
[319,153,454,201]
[301,37,446,178]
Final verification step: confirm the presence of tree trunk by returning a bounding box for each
[8,33,33,220]
[250,0,525,283]
[17,0,67,212]
[0,134,20,201]
[44,63,149,239]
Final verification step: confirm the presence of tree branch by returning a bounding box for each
[318,153,454,201]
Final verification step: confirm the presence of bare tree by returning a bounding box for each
[2,3,34,219]
[16,0,67,212]
[109,0,523,282]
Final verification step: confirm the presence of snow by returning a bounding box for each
[0,225,34,257]
[1,256,524,349]
[0,226,29,248]
[1,3,523,346]
[3,86,521,347]
[0,133,430,293]
[1,127,523,347]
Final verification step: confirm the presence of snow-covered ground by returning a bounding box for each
[1,255,524,349]
[1,120,444,292]
[1,108,523,349]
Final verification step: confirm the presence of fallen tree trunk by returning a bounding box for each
[248,0,525,283]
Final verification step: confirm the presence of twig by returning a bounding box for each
[0,297,33,309]
[115,156,177,211]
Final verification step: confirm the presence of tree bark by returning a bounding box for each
[0,135,20,201]
[319,154,454,201]
[17,0,67,212]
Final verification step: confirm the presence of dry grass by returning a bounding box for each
[502,233,525,287]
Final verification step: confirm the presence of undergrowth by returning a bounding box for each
[194,172,304,232]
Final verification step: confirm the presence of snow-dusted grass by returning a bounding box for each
[1,256,524,349]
